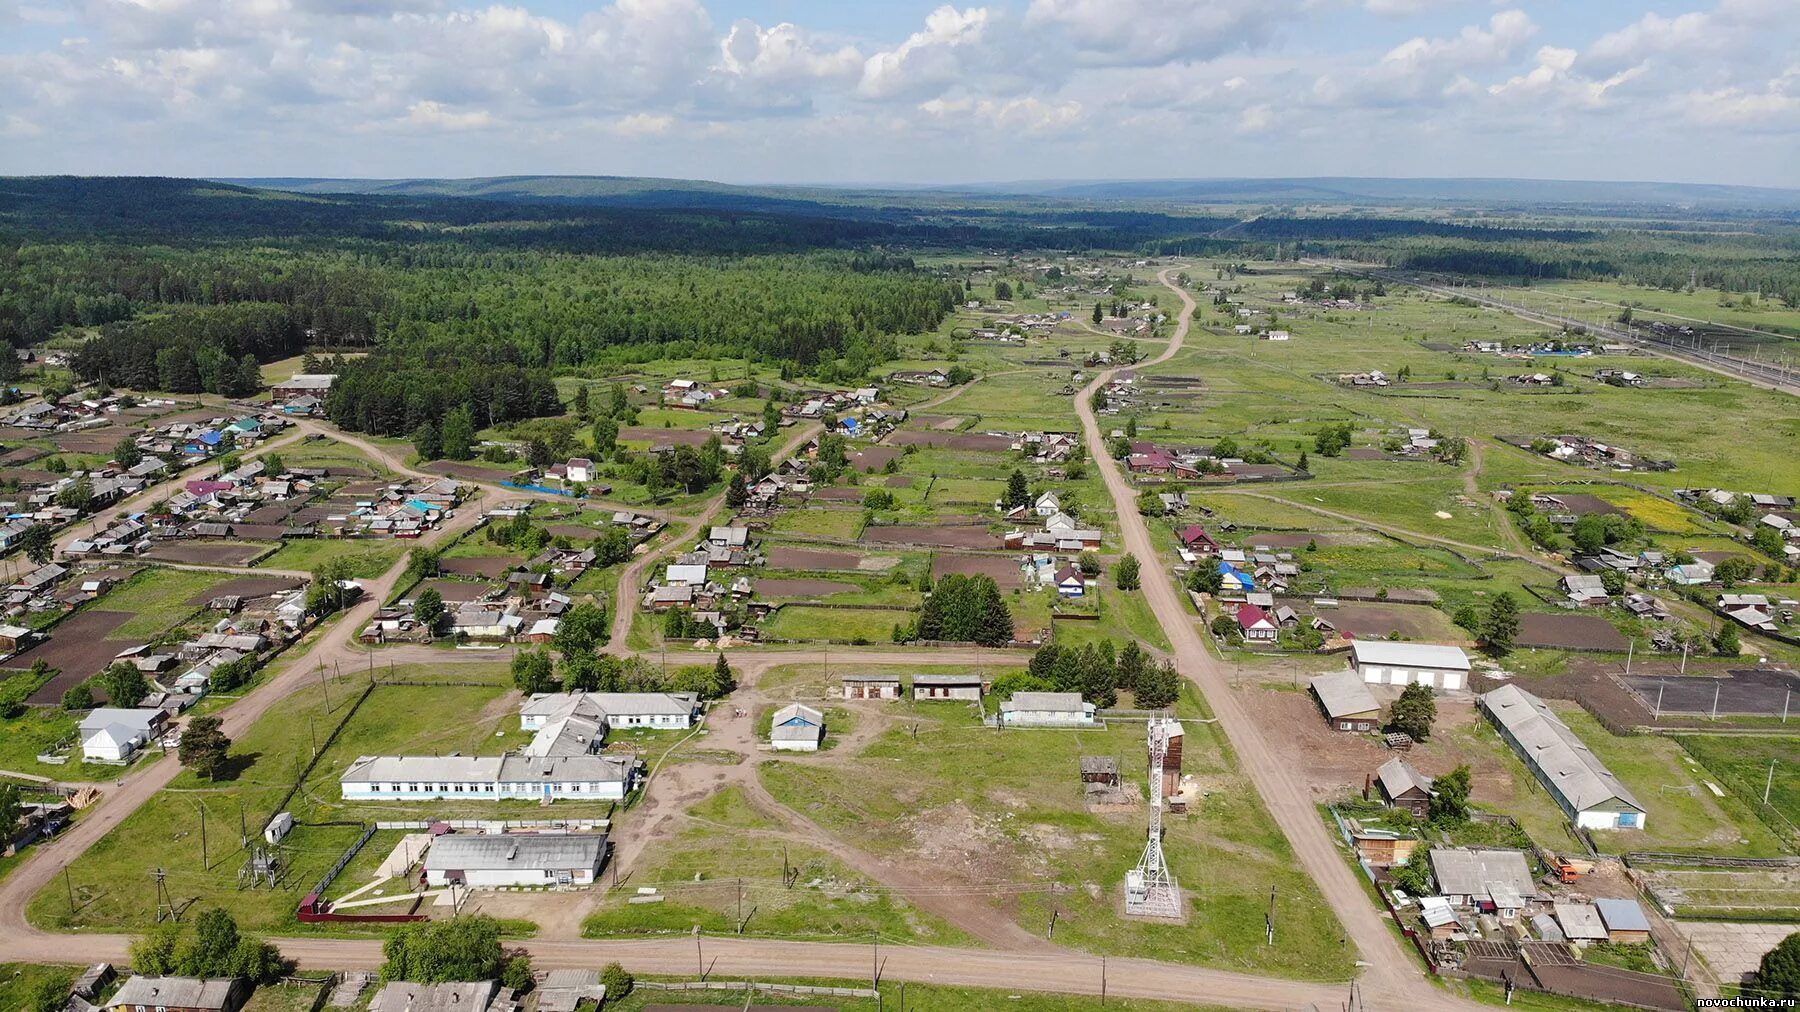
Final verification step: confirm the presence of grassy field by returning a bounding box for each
[762,606,916,645]
[757,687,1355,981]
[606,977,1236,1011]
[1549,704,1786,857]
[260,537,407,579]
[0,706,126,780]
[1676,735,1800,835]
[100,566,230,639]
[0,963,77,1012]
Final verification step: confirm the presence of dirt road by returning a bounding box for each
[1074,268,1473,1009]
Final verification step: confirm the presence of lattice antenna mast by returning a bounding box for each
[1125,718,1181,918]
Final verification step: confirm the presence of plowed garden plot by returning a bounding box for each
[19,611,140,703]
[809,487,865,501]
[1242,533,1325,549]
[419,578,498,602]
[440,556,515,578]
[1516,612,1630,651]
[241,502,300,525]
[188,576,301,604]
[141,541,271,566]
[545,524,600,539]
[884,476,914,488]
[49,430,124,453]
[0,446,45,465]
[886,430,1013,452]
[765,546,867,571]
[1319,603,1463,640]
[847,446,901,471]
[931,553,1024,590]
[620,426,712,446]
[424,460,515,483]
[1543,493,1628,517]
[751,578,859,598]
[863,525,1002,549]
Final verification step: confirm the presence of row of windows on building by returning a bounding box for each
[370,782,606,793]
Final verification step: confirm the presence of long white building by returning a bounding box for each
[1349,640,1471,691]
[1480,684,1646,831]
[519,691,700,731]
[340,752,636,802]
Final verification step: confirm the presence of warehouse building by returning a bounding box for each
[422,832,607,888]
[1480,683,1646,830]
[998,691,1098,727]
[340,753,636,801]
[769,703,826,751]
[1349,640,1471,691]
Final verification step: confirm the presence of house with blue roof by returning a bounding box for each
[1218,560,1255,592]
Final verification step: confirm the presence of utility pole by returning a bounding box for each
[872,931,880,988]
[1624,639,1633,676]
[319,664,332,710]
[1766,758,1778,805]
[199,804,208,869]
[64,866,75,914]
[309,714,319,758]
[1101,957,1106,1005]
[1784,689,1791,724]
[1680,641,1689,675]
[1655,681,1664,721]
[1266,884,1277,945]
[1713,681,1722,721]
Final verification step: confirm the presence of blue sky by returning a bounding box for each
[0,0,1795,187]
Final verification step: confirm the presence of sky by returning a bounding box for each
[1,0,1797,187]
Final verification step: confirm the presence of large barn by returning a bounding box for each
[1480,684,1646,831]
[1349,640,1471,691]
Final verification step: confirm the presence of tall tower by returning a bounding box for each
[1125,718,1182,918]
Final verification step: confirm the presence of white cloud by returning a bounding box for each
[1024,0,1287,67]
[918,94,1082,133]
[858,5,988,100]
[405,99,493,129]
[1379,10,1536,76]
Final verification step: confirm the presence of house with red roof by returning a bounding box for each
[1178,525,1221,555]
[1236,602,1278,642]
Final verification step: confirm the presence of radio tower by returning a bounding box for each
[1125,718,1182,918]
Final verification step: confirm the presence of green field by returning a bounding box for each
[1676,735,1800,841]
[99,566,230,639]
[604,977,1234,1012]
[762,606,916,645]
[260,537,407,579]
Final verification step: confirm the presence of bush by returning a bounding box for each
[601,962,634,999]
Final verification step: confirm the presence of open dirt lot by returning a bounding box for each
[1318,602,1462,640]
[764,546,868,571]
[863,525,1003,549]
[752,578,859,599]
[544,524,599,539]
[424,460,515,483]
[808,487,865,502]
[1622,668,1800,716]
[189,576,302,604]
[886,430,1014,452]
[884,475,915,488]
[440,556,516,578]
[418,578,498,602]
[141,541,271,566]
[932,552,1024,590]
[1242,533,1327,549]
[49,430,124,453]
[847,446,901,472]
[0,445,45,465]
[1546,493,1628,517]
[620,426,713,446]
[1517,611,1630,651]
[19,611,140,703]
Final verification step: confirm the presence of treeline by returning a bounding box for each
[69,302,302,394]
[326,348,560,435]
[1236,216,1596,243]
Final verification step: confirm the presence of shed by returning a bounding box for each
[1309,670,1380,732]
[769,703,825,752]
[1350,640,1471,691]
[999,691,1097,728]
[842,673,902,700]
[422,832,607,888]
[536,969,606,1012]
[1594,897,1653,944]
[1554,902,1608,943]
[1079,756,1120,788]
[913,673,983,701]
[368,981,501,1012]
[1374,757,1435,818]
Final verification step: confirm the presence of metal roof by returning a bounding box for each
[521,692,698,719]
[1309,669,1379,718]
[1349,640,1471,671]
[1481,684,1644,815]
[1595,897,1652,932]
[913,673,981,685]
[108,977,242,1010]
[1000,691,1087,713]
[1554,902,1608,940]
[1429,848,1539,902]
[368,981,500,1012]
[422,833,606,872]
[1376,757,1434,799]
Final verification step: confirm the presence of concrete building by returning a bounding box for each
[769,703,825,751]
[422,833,607,888]
[841,674,901,700]
[1349,640,1470,691]
[368,981,501,1012]
[913,673,982,701]
[340,753,635,802]
[1481,683,1646,830]
[106,977,249,1012]
[520,691,700,731]
[1309,670,1380,732]
[268,373,336,400]
[998,691,1098,728]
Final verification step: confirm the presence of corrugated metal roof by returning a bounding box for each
[1309,669,1379,718]
[1350,640,1471,671]
[1429,848,1539,902]
[1595,897,1652,932]
[108,977,241,1010]
[1000,691,1086,713]
[1481,684,1644,815]
[1554,902,1608,940]
[1376,757,1434,799]
[422,832,605,872]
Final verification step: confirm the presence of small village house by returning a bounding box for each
[1374,757,1435,818]
[913,673,983,701]
[999,691,1098,728]
[1348,820,1419,867]
[422,832,608,888]
[841,674,901,700]
[1309,670,1380,732]
[1236,602,1278,642]
[368,981,502,1012]
[1430,848,1544,920]
[769,703,826,751]
[105,977,250,1012]
[79,708,169,764]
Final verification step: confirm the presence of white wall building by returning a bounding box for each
[1349,640,1471,691]
[520,692,700,731]
[422,833,607,888]
[998,692,1098,727]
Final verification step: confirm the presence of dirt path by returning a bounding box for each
[1075,267,1479,1010]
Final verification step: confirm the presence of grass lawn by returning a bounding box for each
[1550,703,1786,857]
[606,978,1233,1011]
[0,963,77,1012]
[1675,735,1800,839]
[757,687,1354,981]
[0,706,129,780]
[100,566,229,639]
[260,537,407,579]
[767,508,868,540]
[242,982,331,1012]
[762,606,915,645]
[279,438,390,476]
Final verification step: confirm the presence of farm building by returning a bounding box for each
[1349,640,1470,691]
[422,832,607,888]
[1080,756,1120,788]
[1595,898,1653,944]
[105,976,250,1012]
[841,674,902,699]
[1309,670,1380,732]
[1374,757,1435,818]
[913,673,983,701]
[268,373,336,400]
[340,753,636,802]
[368,981,502,1012]
[999,691,1098,728]
[1347,820,1419,867]
[79,708,169,764]
[536,969,607,1012]
[1429,848,1543,917]
[520,691,700,730]
[1480,684,1647,830]
[1553,902,1608,943]
[769,703,826,751]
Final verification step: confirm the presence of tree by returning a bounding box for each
[1004,469,1030,510]
[502,953,534,992]
[113,435,143,468]
[1077,551,1101,577]
[863,488,895,510]
[1185,566,1223,595]
[412,420,441,461]
[1387,683,1437,741]
[179,715,232,780]
[1599,569,1627,596]
[1078,643,1118,708]
[1115,553,1141,591]
[306,558,357,616]
[511,649,558,693]
[1429,764,1472,825]
[1210,614,1239,640]
[441,405,476,461]
[1134,660,1181,709]
[1716,556,1756,588]
[712,653,736,695]
[0,784,20,844]
[555,601,609,657]
[20,524,52,565]
[55,474,95,512]
[130,922,181,976]
[61,683,93,711]
[1115,642,1146,695]
[381,916,506,983]
[413,588,445,634]
[1482,592,1520,655]
[725,471,748,510]
[1756,931,1800,999]
[96,661,149,707]
[601,962,635,999]
[130,908,286,984]
[1092,302,1104,325]
[1389,843,1433,896]
[594,525,631,566]
[591,415,619,457]
[1715,623,1741,656]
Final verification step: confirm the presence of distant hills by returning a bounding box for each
[222,174,1800,212]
